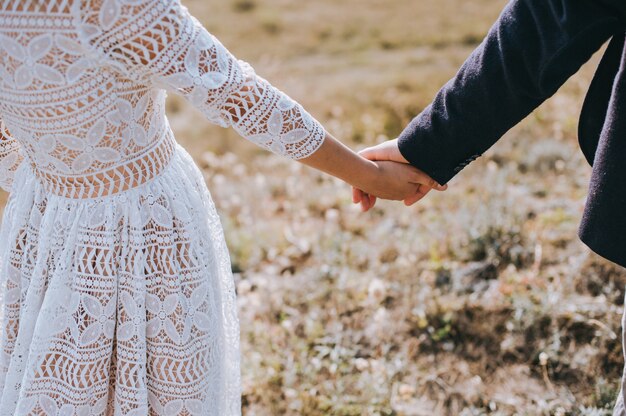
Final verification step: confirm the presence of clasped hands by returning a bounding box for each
[352,139,447,212]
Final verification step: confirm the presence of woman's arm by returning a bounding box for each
[72,0,442,201]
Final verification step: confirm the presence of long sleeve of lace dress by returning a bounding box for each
[72,0,326,160]
[0,119,23,193]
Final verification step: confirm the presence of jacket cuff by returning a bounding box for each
[397,117,481,186]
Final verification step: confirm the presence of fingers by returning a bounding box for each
[350,152,448,210]
[404,186,431,206]
[352,187,362,204]
[409,169,447,191]
[369,195,377,210]
[360,193,371,212]
[354,188,370,211]
[359,144,390,162]
[434,182,448,191]
[353,188,375,212]
[359,193,378,212]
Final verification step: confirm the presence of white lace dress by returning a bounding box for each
[0,0,325,415]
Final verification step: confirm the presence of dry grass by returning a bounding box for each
[1,0,623,414]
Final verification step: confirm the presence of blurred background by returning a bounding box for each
[2,0,625,414]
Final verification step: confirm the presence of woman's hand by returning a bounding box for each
[353,139,447,212]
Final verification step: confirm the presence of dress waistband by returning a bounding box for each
[29,130,177,199]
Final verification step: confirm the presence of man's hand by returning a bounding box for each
[353,139,447,212]
[358,138,410,164]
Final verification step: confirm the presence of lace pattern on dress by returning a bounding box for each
[0,121,23,193]
[72,0,326,160]
[0,0,325,201]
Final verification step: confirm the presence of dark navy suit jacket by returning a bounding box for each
[397,0,626,266]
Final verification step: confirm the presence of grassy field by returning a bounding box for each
[2,0,625,414]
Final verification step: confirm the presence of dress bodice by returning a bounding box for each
[0,0,325,199]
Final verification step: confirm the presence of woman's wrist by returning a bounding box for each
[298,131,381,191]
[349,157,379,191]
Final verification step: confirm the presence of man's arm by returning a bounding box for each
[598,0,626,17]
[397,0,625,185]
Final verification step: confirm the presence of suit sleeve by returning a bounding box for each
[397,0,625,185]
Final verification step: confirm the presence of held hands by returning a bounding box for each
[353,139,447,212]
[295,132,445,211]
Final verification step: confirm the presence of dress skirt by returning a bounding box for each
[0,144,241,416]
